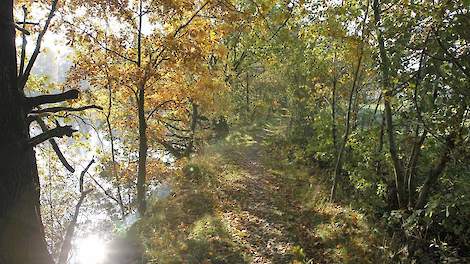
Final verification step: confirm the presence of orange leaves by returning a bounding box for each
[61,0,248,174]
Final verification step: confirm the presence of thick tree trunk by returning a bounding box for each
[0,1,53,263]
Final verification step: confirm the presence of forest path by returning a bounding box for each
[139,129,386,263]
[215,135,320,263]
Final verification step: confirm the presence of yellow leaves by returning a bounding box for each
[62,0,244,163]
[209,30,217,42]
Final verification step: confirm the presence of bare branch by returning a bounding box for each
[104,72,125,217]
[18,6,28,77]
[58,159,95,264]
[31,105,103,114]
[156,117,191,132]
[14,23,30,35]
[79,159,95,193]
[146,100,178,120]
[88,175,122,206]
[18,0,59,90]
[34,117,75,173]
[28,124,77,148]
[16,21,39,26]
[25,89,80,110]
[156,138,186,158]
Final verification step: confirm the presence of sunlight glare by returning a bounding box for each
[75,235,108,264]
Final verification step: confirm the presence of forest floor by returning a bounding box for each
[217,134,305,263]
[137,128,392,263]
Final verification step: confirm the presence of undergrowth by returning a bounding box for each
[133,127,404,263]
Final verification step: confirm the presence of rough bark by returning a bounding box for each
[0,1,53,262]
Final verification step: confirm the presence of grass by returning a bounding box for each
[132,127,398,263]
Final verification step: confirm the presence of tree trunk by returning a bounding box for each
[136,85,148,216]
[331,59,338,153]
[329,51,362,201]
[135,0,148,216]
[329,2,368,201]
[415,134,456,209]
[375,112,385,177]
[106,81,125,218]
[406,128,427,208]
[185,100,199,158]
[0,1,52,263]
[58,159,94,264]
[373,0,406,209]
[245,73,250,121]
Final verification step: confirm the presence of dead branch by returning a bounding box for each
[146,100,178,120]
[34,117,75,173]
[79,159,95,193]
[30,105,103,114]
[28,124,77,148]
[88,175,122,206]
[18,0,59,90]
[25,89,80,110]
[58,158,95,264]
[18,6,28,76]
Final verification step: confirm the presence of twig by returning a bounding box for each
[30,105,102,114]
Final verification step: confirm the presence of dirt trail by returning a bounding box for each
[218,141,308,263]
[210,135,391,264]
